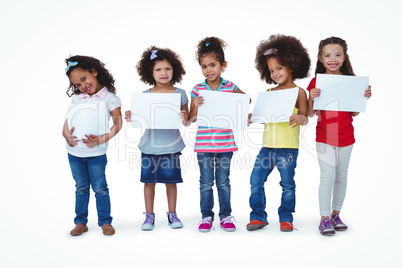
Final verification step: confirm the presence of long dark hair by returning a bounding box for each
[315,36,355,76]
[65,55,116,96]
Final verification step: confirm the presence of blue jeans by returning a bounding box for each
[249,148,298,223]
[68,154,112,226]
[197,152,233,220]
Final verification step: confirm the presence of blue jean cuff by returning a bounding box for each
[98,220,112,227]
[250,217,268,222]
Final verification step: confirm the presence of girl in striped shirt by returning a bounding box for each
[189,36,248,232]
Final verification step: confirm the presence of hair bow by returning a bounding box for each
[150,50,158,60]
[65,61,78,74]
[205,42,210,47]
[263,48,278,56]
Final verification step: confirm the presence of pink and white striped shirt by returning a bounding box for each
[190,78,239,153]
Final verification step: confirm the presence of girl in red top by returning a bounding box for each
[307,37,371,236]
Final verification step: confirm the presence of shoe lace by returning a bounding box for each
[198,217,215,231]
[166,212,180,223]
[321,219,333,231]
[221,216,236,224]
[331,214,344,225]
[143,212,155,224]
[199,217,213,224]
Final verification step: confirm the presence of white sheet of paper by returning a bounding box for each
[251,87,299,123]
[313,73,369,112]
[197,91,250,130]
[67,102,109,148]
[131,93,181,129]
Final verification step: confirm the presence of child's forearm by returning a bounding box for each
[301,114,309,126]
[62,119,72,139]
[182,118,191,126]
[180,104,191,126]
[181,112,191,126]
[188,107,198,123]
[307,99,316,117]
[102,116,122,144]
[94,108,123,145]
[62,120,68,138]
[63,119,79,147]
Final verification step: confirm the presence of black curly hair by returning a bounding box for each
[136,46,186,86]
[195,36,227,64]
[255,34,310,84]
[315,36,355,76]
[65,55,116,97]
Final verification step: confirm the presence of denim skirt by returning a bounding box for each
[140,152,183,184]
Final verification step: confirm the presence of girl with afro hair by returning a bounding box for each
[247,34,310,232]
[125,46,189,231]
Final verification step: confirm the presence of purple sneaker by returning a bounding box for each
[167,212,183,229]
[141,212,155,231]
[198,216,213,232]
[331,214,348,231]
[220,216,236,232]
[319,218,335,236]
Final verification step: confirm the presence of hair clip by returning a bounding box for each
[206,42,210,47]
[263,48,278,56]
[150,50,158,60]
[65,61,78,74]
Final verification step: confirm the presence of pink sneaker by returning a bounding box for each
[198,216,213,232]
[220,216,236,232]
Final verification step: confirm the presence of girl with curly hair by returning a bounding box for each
[307,37,372,236]
[125,46,188,231]
[189,36,249,232]
[247,34,310,232]
[63,55,122,236]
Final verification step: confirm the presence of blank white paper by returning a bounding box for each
[67,101,109,148]
[251,87,299,123]
[197,91,250,130]
[131,93,181,129]
[313,73,369,112]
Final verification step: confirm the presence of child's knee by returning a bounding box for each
[94,188,109,196]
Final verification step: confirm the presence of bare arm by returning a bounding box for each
[307,87,320,117]
[124,110,132,122]
[289,88,308,127]
[180,103,190,126]
[188,96,204,123]
[62,119,78,147]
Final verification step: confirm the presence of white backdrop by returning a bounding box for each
[1,0,400,267]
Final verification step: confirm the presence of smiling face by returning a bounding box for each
[69,67,102,96]
[200,54,226,84]
[152,59,173,86]
[267,57,292,85]
[319,44,345,74]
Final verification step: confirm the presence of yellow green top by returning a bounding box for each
[262,91,300,149]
